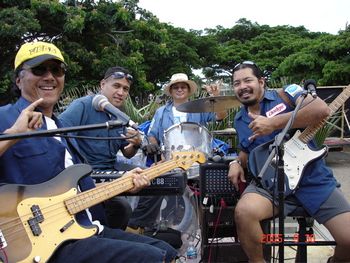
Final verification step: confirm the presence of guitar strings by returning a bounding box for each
[0,161,178,243]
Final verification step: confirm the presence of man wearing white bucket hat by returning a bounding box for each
[128,73,226,233]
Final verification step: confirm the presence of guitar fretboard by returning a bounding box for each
[64,152,205,214]
[299,85,350,143]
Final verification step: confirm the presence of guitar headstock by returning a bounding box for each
[171,151,206,170]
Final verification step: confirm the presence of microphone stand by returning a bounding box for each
[0,120,124,141]
[256,90,308,262]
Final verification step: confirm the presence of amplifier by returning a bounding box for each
[91,170,187,196]
[200,206,237,241]
[201,242,248,263]
[200,162,238,207]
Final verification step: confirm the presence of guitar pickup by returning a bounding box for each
[27,217,42,236]
[0,229,7,249]
[31,205,44,223]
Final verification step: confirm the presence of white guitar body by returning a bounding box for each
[283,130,328,191]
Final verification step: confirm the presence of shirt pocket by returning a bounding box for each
[12,139,50,183]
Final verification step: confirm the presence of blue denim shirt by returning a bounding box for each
[148,101,215,145]
[234,88,336,215]
[0,97,105,225]
[59,95,128,170]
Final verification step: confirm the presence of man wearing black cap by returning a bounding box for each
[0,41,177,263]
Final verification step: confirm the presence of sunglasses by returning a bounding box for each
[23,63,66,77]
[105,71,133,83]
[233,61,257,70]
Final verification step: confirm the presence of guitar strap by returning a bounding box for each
[277,88,295,109]
[64,136,88,164]
[277,88,298,137]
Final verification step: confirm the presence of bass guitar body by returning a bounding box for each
[0,151,205,262]
[0,164,98,263]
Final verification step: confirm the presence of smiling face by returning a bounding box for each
[16,59,65,116]
[169,82,190,104]
[100,76,130,108]
[232,67,265,107]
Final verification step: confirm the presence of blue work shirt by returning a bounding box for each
[148,101,215,145]
[234,87,336,215]
[0,97,105,225]
[59,95,128,170]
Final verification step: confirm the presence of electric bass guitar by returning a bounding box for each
[249,84,350,196]
[0,151,205,263]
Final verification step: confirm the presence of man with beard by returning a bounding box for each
[228,61,350,263]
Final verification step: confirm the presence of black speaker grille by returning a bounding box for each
[200,162,238,207]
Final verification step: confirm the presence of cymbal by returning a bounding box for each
[176,95,240,113]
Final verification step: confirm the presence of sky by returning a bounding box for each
[138,0,349,35]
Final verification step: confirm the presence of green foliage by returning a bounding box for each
[314,112,343,148]
[0,1,349,107]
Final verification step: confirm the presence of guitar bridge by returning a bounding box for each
[0,229,7,249]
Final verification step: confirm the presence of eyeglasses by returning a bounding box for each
[105,71,133,83]
[23,63,66,77]
[233,61,257,71]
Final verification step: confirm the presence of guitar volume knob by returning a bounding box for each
[33,255,42,262]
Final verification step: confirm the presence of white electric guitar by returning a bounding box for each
[249,84,350,196]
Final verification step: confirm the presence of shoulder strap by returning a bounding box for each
[277,88,295,108]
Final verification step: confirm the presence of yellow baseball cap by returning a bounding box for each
[14,41,66,70]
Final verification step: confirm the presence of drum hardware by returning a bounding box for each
[176,95,240,113]
[212,128,237,148]
[211,127,237,136]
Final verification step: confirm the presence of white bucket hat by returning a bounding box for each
[164,73,198,96]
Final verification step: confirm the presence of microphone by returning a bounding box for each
[92,94,138,130]
[304,79,317,98]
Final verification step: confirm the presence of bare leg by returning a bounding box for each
[235,193,278,263]
[324,212,350,262]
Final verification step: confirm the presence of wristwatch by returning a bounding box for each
[229,159,242,167]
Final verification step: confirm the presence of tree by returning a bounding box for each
[0,1,348,106]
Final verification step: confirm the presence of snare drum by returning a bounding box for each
[163,122,213,178]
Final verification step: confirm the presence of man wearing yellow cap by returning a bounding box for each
[0,41,177,263]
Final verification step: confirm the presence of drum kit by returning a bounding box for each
[163,95,240,179]
[157,96,241,235]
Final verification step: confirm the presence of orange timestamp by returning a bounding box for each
[261,233,316,243]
